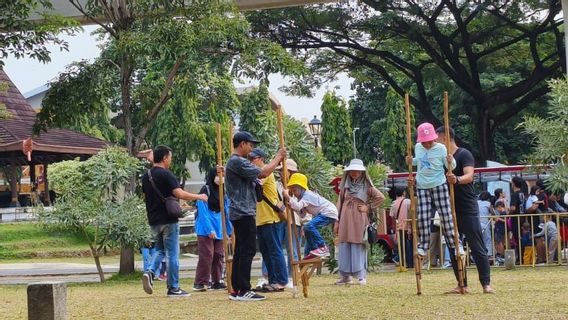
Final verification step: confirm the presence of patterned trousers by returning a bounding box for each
[417,184,458,251]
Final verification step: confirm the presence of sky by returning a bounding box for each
[2,25,354,122]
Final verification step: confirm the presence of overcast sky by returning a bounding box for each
[3,26,354,122]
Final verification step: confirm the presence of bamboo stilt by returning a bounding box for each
[216,124,233,293]
[404,93,422,295]
[443,91,466,294]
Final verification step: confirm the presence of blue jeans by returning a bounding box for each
[148,223,180,289]
[257,222,288,285]
[303,215,334,255]
[281,223,301,277]
[142,247,164,276]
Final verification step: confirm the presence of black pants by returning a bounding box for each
[448,214,491,287]
[231,216,257,293]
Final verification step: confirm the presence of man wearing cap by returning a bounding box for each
[435,126,493,294]
[224,131,286,301]
[250,148,288,292]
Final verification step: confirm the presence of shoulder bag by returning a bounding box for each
[148,169,185,218]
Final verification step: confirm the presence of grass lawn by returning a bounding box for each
[2,266,568,319]
[0,223,93,260]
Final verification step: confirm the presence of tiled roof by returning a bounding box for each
[0,69,108,164]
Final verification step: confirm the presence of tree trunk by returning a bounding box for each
[92,251,105,283]
[476,110,496,165]
[119,246,135,275]
[118,55,136,275]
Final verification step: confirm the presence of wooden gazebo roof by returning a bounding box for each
[0,70,108,165]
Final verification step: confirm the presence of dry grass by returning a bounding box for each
[3,266,568,319]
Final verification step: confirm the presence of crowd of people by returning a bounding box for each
[137,122,567,300]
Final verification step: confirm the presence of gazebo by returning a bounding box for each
[0,70,108,207]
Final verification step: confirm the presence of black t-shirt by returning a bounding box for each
[452,148,479,216]
[510,191,526,214]
[142,167,181,226]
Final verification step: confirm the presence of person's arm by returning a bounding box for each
[368,187,386,210]
[173,188,207,202]
[283,193,307,212]
[258,148,287,179]
[447,165,474,185]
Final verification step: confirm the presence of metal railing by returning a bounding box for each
[394,212,568,269]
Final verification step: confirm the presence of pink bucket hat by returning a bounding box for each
[416,122,438,143]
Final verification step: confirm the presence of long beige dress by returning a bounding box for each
[337,186,385,278]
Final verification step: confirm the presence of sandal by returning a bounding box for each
[257,284,277,293]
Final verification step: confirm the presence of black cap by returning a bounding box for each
[249,148,268,159]
[233,131,260,145]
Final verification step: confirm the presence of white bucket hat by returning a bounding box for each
[344,159,366,172]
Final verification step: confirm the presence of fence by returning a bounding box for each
[395,212,568,269]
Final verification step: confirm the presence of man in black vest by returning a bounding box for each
[435,127,494,294]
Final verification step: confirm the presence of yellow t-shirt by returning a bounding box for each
[256,173,281,226]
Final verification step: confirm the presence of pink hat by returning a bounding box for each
[416,122,438,143]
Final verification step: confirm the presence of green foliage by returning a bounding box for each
[349,79,387,164]
[520,77,568,192]
[0,81,13,120]
[321,92,352,165]
[37,147,148,282]
[248,1,564,162]
[376,89,412,172]
[36,0,302,182]
[0,0,80,66]
[238,87,336,201]
[34,61,123,143]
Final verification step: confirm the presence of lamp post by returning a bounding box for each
[353,127,359,159]
[308,115,322,148]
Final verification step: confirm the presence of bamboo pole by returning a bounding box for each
[275,107,301,297]
[228,123,236,255]
[216,123,233,293]
[404,93,422,295]
[443,91,465,293]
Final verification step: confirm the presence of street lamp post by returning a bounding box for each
[353,127,359,159]
[308,115,322,148]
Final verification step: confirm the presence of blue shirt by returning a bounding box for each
[195,199,233,239]
[413,142,455,189]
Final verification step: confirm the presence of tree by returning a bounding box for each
[238,86,336,200]
[320,91,352,165]
[521,77,568,192]
[0,0,79,67]
[34,0,301,274]
[248,1,565,162]
[376,89,413,172]
[37,147,148,282]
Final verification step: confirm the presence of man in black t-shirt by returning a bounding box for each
[436,127,493,294]
[509,176,526,254]
[141,145,207,297]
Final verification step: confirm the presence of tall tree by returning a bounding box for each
[248,1,565,162]
[320,91,352,165]
[35,0,301,274]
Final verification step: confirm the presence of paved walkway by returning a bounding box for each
[0,254,264,285]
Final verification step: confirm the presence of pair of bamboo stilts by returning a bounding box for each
[404,92,465,295]
[214,98,314,298]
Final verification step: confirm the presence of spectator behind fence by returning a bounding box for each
[477,191,493,259]
[493,200,506,261]
[521,222,534,265]
[533,215,558,263]
[509,176,527,256]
